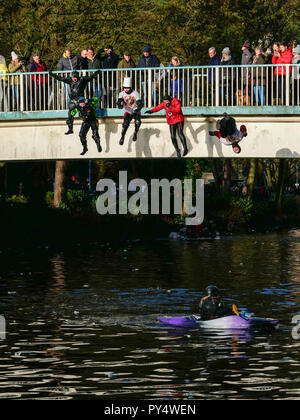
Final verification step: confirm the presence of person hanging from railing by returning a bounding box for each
[70,96,102,156]
[145,95,188,158]
[209,113,247,154]
[252,47,268,106]
[29,53,49,111]
[8,52,26,111]
[292,45,300,105]
[0,55,8,112]
[117,77,142,145]
[272,41,293,105]
[48,69,101,135]
[220,47,235,106]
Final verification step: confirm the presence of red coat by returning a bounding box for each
[149,97,184,125]
[272,48,293,76]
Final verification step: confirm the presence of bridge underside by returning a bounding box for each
[0,115,299,161]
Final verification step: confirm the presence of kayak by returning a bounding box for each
[157,314,279,329]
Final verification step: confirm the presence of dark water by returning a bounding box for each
[0,231,300,400]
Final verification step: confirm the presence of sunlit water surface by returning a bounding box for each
[0,231,300,400]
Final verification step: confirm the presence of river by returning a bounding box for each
[0,231,300,400]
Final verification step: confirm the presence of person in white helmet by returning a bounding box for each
[117,77,142,145]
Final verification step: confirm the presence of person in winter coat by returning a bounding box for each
[79,49,88,70]
[30,53,48,110]
[49,69,100,134]
[95,45,119,107]
[8,51,26,110]
[72,96,102,156]
[209,113,247,154]
[145,95,188,158]
[220,47,235,105]
[169,56,184,98]
[0,55,8,111]
[292,45,300,105]
[57,48,80,71]
[252,47,268,105]
[241,40,253,88]
[117,51,136,86]
[208,47,221,105]
[138,46,161,104]
[272,42,293,104]
[117,77,142,145]
[86,46,102,101]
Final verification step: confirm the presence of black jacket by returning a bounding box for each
[49,71,100,101]
[137,54,160,68]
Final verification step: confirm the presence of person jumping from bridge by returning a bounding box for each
[71,97,102,156]
[117,77,142,145]
[49,69,100,135]
[145,95,188,158]
[209,113,247,154]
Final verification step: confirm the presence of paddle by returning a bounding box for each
[232,304,240,316]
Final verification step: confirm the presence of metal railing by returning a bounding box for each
[0,64,299,112]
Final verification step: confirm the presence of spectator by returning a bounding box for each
[220,47,235,105]
[80,49,88,70]
[252,46,268,105]
[241,40,253,89]
[8,51,26,110]
[0,55,8,111]
[272,41,293,104]
[169,56,184,99]
[98,45,119,107]
[86,47,102,104]
[57,47,80,72]
[292,45,300,105]
[137,46,161,104]
[208,47,221,105]
[117,50,136,86]
[30,53,49,110]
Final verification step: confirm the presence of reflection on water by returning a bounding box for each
[0,231,300,399]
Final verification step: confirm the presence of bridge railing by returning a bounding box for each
[0,64,299,113]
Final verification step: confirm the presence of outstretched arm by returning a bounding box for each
[48,71,70,84]
[84,69,101,81]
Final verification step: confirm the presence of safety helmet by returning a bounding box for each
[78,97,86,103]
[163,95,172,102]
[72,71,79,78]
[205,285,220,297]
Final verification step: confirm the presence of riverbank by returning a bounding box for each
[0,191,299,254]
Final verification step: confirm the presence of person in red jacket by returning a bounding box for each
[272,42,293,104]
[145,95,188,158]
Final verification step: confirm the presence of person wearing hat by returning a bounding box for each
[49,69,101,134]
[138,46,161,103]
[117,51,136,86]
[72,96,102,156]
[199,286,235,320]
[8,51,26,110]
[209,113,247,154]
[220,47,235,105]
[94,45,119,107]
[117,77,142,145]
[292,45,300,104]
[145,95,188,158]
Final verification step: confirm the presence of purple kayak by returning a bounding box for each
[157,314,279,329]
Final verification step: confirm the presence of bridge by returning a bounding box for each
[0,65,299,160]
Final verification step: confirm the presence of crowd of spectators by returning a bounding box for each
[0,40,300,111]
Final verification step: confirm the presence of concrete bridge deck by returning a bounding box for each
[0,114,299,161]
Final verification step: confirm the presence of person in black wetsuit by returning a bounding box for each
[49,70,101,135]
[199,286,234,320]
[74,97,102,156]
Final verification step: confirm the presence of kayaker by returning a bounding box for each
[199,286,234,320]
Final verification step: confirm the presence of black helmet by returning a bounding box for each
[72,71,79,78]
[163,95,172,102]
[205,285,220,297]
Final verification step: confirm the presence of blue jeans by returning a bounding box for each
[253,85,266,105]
